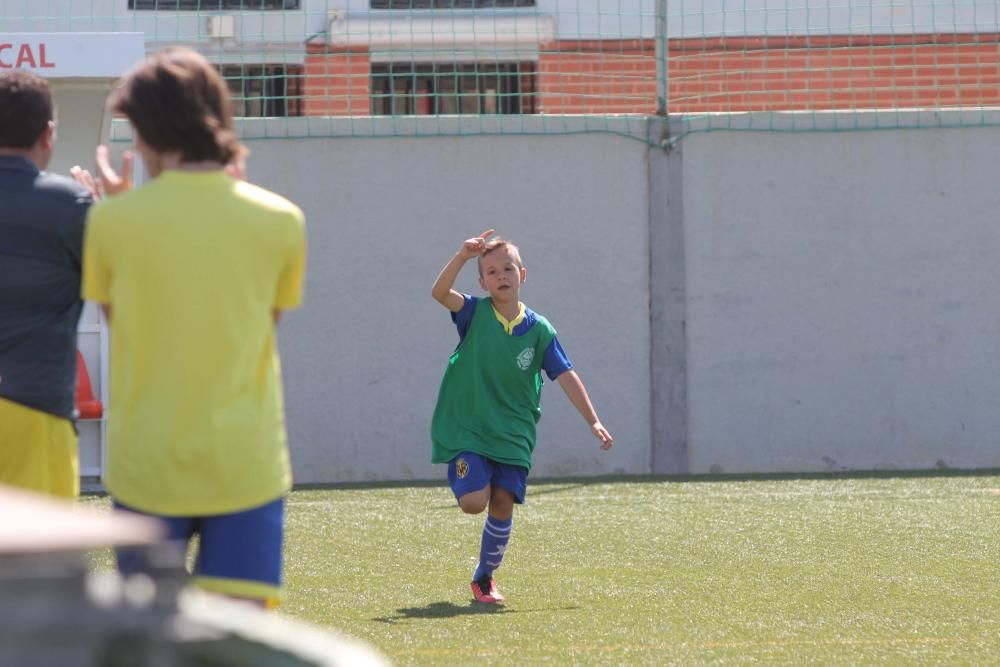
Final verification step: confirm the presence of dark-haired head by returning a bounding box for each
[0,71,54,156]
[111,47,246,167]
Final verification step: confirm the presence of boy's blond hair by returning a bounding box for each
[478,238,524,276]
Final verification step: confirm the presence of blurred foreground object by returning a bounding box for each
[0,486,388,667]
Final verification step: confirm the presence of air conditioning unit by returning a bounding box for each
[207,15,236,39]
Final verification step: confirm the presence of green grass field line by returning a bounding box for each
[84,473,1000,665]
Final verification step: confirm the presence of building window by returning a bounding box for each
[221,64,303,117]
[129,1,301,9]
[371,63,536,115]
[371,1,534,8]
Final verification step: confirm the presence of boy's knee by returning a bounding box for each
[488,488,515,518]
[459,499,487,514]
[458,489,489,514]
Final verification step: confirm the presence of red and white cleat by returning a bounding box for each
[471,577,505,604]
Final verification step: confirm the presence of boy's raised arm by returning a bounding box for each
[557,370,614,450]
[431,229,495,313]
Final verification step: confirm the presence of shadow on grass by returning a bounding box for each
[372,601,580,624]
[428,482,595,510]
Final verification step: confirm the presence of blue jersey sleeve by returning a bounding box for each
[451,294,477,342]
[543,336,573,381]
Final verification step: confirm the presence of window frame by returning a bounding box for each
[371,62,536,116]
[369,0,534,9]
[220,63,303,118]
[128,1,301,10]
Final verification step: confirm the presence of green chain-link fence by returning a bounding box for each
[2,1,999,144]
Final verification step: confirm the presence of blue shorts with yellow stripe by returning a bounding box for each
[114,497,284,606]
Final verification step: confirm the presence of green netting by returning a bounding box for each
[2,0,999,144]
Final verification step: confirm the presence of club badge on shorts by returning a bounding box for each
[455,457,469,479]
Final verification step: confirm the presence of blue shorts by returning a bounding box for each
[113,497,284,604]
[447,452,528,504]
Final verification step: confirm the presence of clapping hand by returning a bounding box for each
[70,145,133,201]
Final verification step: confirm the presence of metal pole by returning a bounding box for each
[655,0,668,116]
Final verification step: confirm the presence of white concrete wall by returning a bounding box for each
[244,115,1000,480]
[244,131,652,483]
[674,118,1000,473]
[88,113,1000,480]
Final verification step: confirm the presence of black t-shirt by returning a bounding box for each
[0,155,93,419]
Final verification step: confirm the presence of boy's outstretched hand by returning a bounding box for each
[592,422,614,450]
[459,229,496,259]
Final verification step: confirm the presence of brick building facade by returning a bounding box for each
[302,33,1000,116]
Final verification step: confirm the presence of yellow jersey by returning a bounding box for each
[82,170,305,516]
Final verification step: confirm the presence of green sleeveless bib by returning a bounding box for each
[431,298,556,471]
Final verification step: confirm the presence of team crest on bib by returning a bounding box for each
[516,347,535,370]
[455,457,469,479]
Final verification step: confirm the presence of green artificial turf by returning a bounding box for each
[84,473,1000,665]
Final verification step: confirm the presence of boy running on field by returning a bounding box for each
[431,229,613,604]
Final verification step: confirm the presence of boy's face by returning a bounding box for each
[478,247,526,303]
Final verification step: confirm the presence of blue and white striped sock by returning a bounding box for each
[473,515,512,582]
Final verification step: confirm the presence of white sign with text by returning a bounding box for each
[0,33,144,78]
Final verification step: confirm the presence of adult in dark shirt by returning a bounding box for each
[0,70,93,498]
